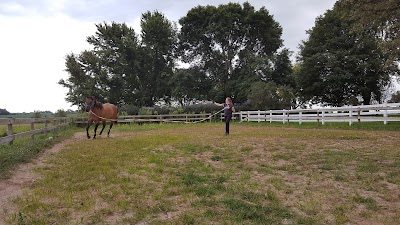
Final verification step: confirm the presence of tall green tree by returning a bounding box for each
[335,0,400,63]
[297,9,393,106]
[140,11,177,106]
[271,48,294,86]
[59,22,140,107]
[60,12,177,108]
[248,81,296,110]
[179,2,282,102]
[169,68,212,106]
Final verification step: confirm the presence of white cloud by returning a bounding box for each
[0,14,96,112]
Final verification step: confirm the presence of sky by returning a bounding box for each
[0,0,338,113]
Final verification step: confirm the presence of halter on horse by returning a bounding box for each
[85,96,118,139]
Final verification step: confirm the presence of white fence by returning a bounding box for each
[238,103,400,125]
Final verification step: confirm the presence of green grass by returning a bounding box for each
[245,121,400,131]
[2,123,400,224]
[0,124,48,137]
[0,126,78,179]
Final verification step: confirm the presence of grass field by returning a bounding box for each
[3,123,400,224]
[0,126,79,179]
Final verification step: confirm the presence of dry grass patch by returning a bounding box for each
[2,123,400,224]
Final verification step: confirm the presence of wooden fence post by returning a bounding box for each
[322,109,325,125]
[7,123,14,145]
[45,120,49,137]
[31,122,35,140]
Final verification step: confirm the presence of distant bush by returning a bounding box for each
[33,111,42,118]
[154,106,174,115]
[119,102,248,116]
[138,107,154,115]
[119,105,139,115]
[183,103,221,114]
[54,109,67,117]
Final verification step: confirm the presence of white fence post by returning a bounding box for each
[282,110,286,124]
[322,109,325,125]
[299,111,302,125]
[258,110,260,123]
[269,110,272,123]
[384,102,388,124]
[349,106,353,126]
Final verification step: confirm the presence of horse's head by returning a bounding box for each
[84,96,96,112]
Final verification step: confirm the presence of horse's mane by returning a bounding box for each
[88,96,104,109]
[94,101,104,109]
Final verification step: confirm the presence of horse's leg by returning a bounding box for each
[86,120,92,139]
[107,122,114,137]
[99,120,106,136]
[93,122,100,139]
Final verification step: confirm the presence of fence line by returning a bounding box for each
[238,103,400,125]
[72,113,213,124]
[0,117,69,145]
[4,102,397,145]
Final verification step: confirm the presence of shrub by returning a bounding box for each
[139,107,154,115]
[54,109,67,117]
[119,105,139,115]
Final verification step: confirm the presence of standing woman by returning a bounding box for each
[214,97,236,135]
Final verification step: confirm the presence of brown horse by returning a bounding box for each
[85,96,118,139]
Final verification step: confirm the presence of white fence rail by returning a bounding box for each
[238,103,400,125]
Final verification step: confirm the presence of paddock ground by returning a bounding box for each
[1,123,400,224]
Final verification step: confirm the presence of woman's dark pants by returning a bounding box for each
[225,116,232,135]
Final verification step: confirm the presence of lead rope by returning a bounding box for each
[89,110,119,122]
[89,108,225,124]
[181,108,224,124]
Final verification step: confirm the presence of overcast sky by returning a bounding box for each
[0,0,337,113]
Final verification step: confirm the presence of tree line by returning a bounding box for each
[59,1,399,113]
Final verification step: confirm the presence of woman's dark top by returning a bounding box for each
[223,103,233,118]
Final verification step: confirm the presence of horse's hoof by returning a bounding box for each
[87,136,90,139]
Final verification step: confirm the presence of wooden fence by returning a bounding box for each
[4,102,394,145]
[239,103,400,125]
[72,113,213,124]
[0,117,69,145]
